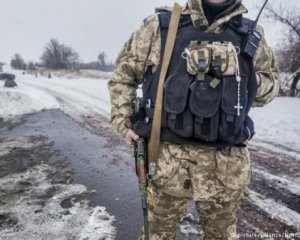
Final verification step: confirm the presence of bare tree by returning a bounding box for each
[27,61,37,71]
[79,51,114,72]
[264,2,300,72]
[265,4,300,39]
[41,39,79,69]
[276,40,300,74]
[61,46,79,68]
[264,2,300,96]
[98,52,107,67]
[10,54,26,70]
[0,63,4,72]
[290,72,300,97]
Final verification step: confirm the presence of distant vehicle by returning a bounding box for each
[0,73,16,81]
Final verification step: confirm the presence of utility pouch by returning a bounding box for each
[219,76,249,143]
[184,44,211,81]
[164,73,193,137]
[211,42,236,76]
[189,74,222,141]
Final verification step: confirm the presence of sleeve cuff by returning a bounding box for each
[112,117,133,138]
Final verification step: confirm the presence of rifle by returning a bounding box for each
[133,98,150,240]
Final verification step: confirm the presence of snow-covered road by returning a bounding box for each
[0,70,111,120]
[1,68,300,239]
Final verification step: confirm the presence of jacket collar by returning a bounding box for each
[184,0,248,31]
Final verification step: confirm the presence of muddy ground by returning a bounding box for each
[0,110,299,240]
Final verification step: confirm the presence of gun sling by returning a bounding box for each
[147,3,182,178]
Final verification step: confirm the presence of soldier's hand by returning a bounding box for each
[125,129,140,148]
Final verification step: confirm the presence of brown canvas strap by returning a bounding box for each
[147,3,182,178]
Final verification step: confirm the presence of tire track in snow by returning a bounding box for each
[18,80,110,118]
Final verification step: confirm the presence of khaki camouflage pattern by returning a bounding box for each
[138,142,251,240]
[185,41,238,78]
[253,25,279,107]
[108,0,279,239]
[185,44,211,76]
[211,42,237,76]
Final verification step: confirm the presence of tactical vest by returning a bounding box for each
[132,11,258,147]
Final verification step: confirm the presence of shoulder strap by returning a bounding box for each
[228,15,256,35]
[158,10,192,29]
[147,3,182,178]
[158,11,172,29]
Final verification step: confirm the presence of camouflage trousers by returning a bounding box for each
[139,142,251,240]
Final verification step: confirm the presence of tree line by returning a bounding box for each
[10,38,114,72]
[9,3,299,96]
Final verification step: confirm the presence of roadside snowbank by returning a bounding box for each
[0,84,59,120]
[0,163,116,240]
[0,67,110,120]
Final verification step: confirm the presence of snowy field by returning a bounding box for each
[1,67,299,156]
[0,67,111,121]
[250,98,300,158]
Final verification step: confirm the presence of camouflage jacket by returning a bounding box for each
[108,0,279,137]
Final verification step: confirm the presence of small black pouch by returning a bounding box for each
[219,75,248,143]
[164,73,194,137]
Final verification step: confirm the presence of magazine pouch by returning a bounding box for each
[164,73,193,137]
[189,74,222,142]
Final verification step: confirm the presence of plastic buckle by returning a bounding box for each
[147,162,157,181]
[146,99,151,108]
[198,59,206,72]
[145,99,151,123]
[212,66,222,79]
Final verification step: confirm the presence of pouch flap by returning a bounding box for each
[164,73,192,114]
[211,44,228,73]
[189,75,222,118]
[185,45,211,76]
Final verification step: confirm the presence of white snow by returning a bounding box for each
[250,97,300,157]
[80,206,116,240]
[0,136,117,240]
[20,74,111,117]
[0,66,111,121]
[179,211,202,237]
[0,163,116,240]
[180,223,201,237]
[0,84,59,120]
[0,137,37,157]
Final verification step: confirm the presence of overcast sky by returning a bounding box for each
[0,0,299,63]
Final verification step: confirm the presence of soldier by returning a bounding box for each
[108,0,279,239]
